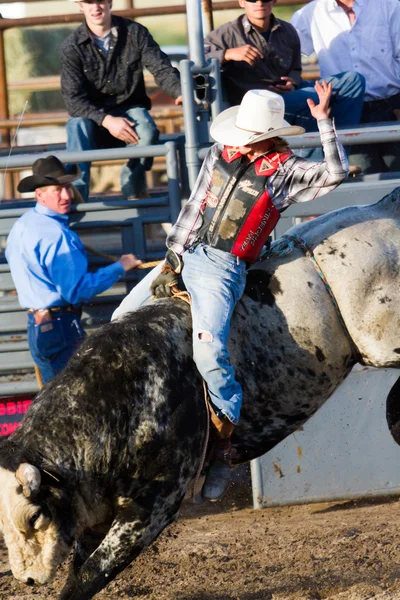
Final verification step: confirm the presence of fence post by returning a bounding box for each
[209,58,224,119]
[202,0,214,37]
[165,141,181,223]
[0,24,12,199]
[180,60,201,190]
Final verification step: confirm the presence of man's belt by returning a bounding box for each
[28,305,82,315]
[28,306,82,325]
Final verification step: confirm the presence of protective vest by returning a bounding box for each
[197,147,293,263]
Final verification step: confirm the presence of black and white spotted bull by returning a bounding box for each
[1,188,400,600]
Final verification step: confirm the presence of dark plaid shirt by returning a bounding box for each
[204,14,303,106]
[60,15,182,126]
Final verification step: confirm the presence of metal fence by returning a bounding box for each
[0,141,181,397]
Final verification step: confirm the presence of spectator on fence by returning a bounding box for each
[204,0,365,138]
[291,0,400,173]
[6,156,141,385]
[60,0,183,201]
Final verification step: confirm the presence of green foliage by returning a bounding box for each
[21,26,74,76]
[6,26,74,114]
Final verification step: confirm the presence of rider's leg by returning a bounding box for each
[111,262,164,320]
[182,244,247,500]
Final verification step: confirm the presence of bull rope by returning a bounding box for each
[270,234,354,345]
[84,245,162,270]
[34,364,44,390]
[188,381,211,504]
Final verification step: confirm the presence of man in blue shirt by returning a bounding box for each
[6,155,141,384]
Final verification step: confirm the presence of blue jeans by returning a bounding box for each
[66,107,159,201]
[111,262,163,320]
[111,244,247,424]
[28,312,86,384]
[182,244,247,425]
[284,71,366,132]
[350,98,400,173]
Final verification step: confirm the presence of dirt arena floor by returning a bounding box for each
[1,470,400,600]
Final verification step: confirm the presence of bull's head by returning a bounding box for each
[0,463,72,585]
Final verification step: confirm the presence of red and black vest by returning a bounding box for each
[196,147,293,263]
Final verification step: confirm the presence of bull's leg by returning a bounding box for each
[61,531,106,600]
[59,494,183,600]
[387,375,400,444]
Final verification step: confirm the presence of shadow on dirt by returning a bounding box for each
[313,494,399,514]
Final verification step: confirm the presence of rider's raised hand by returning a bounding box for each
[306,80,332,121]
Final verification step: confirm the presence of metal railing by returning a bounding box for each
[0,0,311,195]
[0,140,182,396]
[0,141,182,222]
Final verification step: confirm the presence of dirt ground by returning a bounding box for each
[1,471,400,600]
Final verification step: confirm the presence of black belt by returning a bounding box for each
[28,306,82,315]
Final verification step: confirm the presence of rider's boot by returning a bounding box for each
[202,405,234,501]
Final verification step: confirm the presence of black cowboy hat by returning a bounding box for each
[17,155,81,193]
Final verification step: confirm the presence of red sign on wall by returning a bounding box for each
[0,395,33,437]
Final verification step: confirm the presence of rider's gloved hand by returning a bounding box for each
[150,249,183,298]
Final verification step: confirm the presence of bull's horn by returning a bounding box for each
[15,463,41,498]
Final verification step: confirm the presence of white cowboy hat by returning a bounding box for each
[210,89,305,147]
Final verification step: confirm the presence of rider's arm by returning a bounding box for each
[281,117,349,205]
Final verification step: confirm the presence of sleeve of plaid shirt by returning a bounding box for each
[167,144,223,255]
[278,118,349,207]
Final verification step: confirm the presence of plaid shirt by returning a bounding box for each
[167,118,348,255]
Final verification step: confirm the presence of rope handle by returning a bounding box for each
[84,244,162,270]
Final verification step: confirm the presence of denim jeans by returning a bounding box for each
[28,312,86,384]
[284,71,366,132]
[66,106,159,201]
[182,244,247,425]
[111,262,163,320]
[112,244,247,424]
[349,98,400,173]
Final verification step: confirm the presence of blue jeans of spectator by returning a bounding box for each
[181,244,247,425]
[28,312,86,384]
[284,71,366,160]
[350,96,400,173]
[67,107,159,201]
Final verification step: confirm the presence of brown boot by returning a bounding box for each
[202,404,234,501]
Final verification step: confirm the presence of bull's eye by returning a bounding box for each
[28,512,40,529]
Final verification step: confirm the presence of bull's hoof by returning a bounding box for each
[59,580,87,600]
[201,460,231,501]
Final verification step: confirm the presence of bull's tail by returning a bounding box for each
[386,375,400,445]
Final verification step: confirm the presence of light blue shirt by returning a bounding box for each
[5,203,125,309]
[291,0,400,101]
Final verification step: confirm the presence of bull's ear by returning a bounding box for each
[15,463,41,498]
